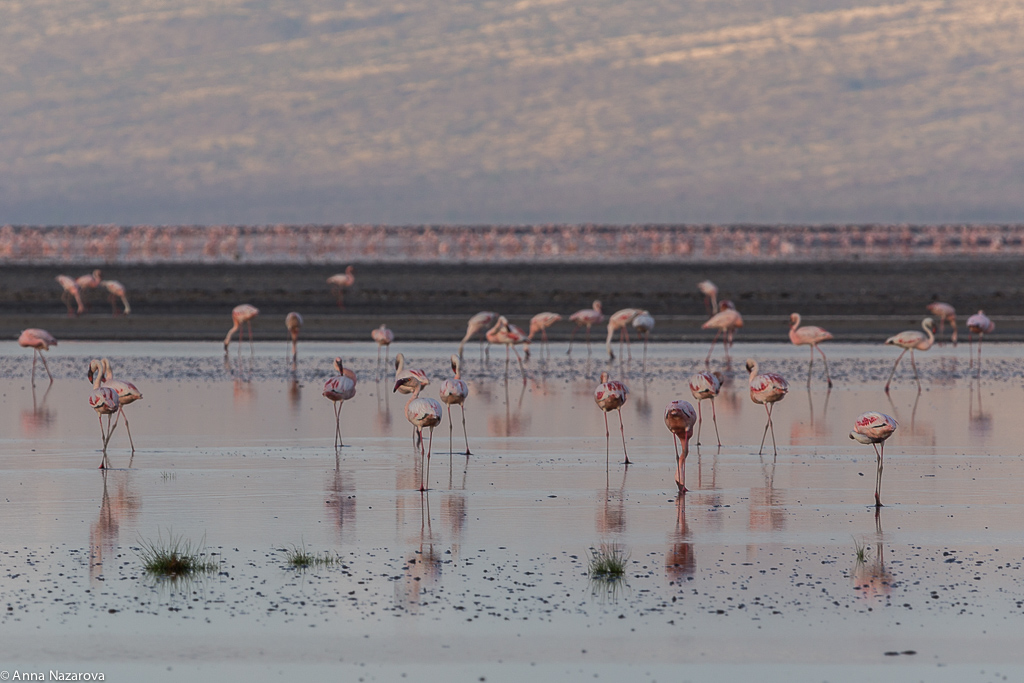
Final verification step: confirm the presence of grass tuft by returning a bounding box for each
[284,543,339,569]
[588,545,628,579]
[136,531,218,580]
[853,537,871,564]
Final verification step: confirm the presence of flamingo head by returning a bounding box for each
[592,300,602,312]
[393,376,417,393]
[923,317,935,330]
[789,312,800,326]
[745,358,757,374]
[450,354,460,375]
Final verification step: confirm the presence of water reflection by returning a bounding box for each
[790,386,832,443]
[21,382,56,436]
[89,471,141,584]
[853,512,892,600]
[396,493,443,612]
[749,459,785,533]
[666,496,695,581]
[488,375,528,437]
[968,377,993,437]
[324,467,356,544]
[596,470,629,535]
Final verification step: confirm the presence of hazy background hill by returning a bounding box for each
[2,0,1022,225]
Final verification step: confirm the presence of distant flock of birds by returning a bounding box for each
[17,271,1000,510]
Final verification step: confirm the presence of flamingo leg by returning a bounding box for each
[460,404,471,455]
[585,326,593,356]
[512,346,527,382]
[623,327,631,360]
[447,404,454,459]
[817,345,833,388]
[705,330,721,364]
[695,400,703,445]
[604,412,611,471]
[417,428,426,491]
[711,397,721,446]
[884,348,908,392]
[758,404,771,455]
[30,349,38,384]
[977,334,984,376]
[910,350,920,390]
[767,403,778,457]
[567,326,578,355]
[247,321,254,356]
[874,442,884,508]
[424,427,434,492]
[968,331,974,368]
[675,435,687,492]
[618,409,630,465]
[335,401,344,448]
[806,345,814,386]
[120,408,136,453]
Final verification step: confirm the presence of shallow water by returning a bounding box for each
[1,340,1023,682]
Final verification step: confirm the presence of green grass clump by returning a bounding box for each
[136,531,218,580]
[588,545,628,579]
[853,537,871,563]
[284,543,339,569]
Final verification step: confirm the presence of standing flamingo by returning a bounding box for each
[371,324,394,364]
[883,318,935,392]
[632,311,655,363]
[439,355,471,456]
[702,301,743,363]
[394,353,429,444]
[595,372,630,468]
[18,328,57,384]
[90,358,142,454]
[100,280,131,315]
[688,371,723,446]
[327,266,355,309]
[323,357,358,448]
[849,411,898,508]
[567,300,603,355]
[458,311,498,359]
[926,302,957,345]
[789,313,834,387]
[224,304,259,352]
[486,316,528,382]
[395,376,443,491]
[605,308,642,360]
[697,280,718,315]
[88,368,120,469]
[966,310,995,370]
[285,312,303,361]
[527,312,561,358]
[56,275,84,316]
[76,269,102,291]
[746,359,788,456]
[664,400,698,492]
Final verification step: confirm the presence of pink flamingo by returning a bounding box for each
[849,411,898,508]
[18,328,57,384]
[883,317,935,392]
[605,308,642,360]
[394,353,428,394]
[926,302,957,345]
[697,280,718,315]
[285,312,303,361]
[323,357,358,448]
[90,358,142,455]
[76,269,102,290]
[664,400,697,492]
[55,275,84,316]
[595,372,630,467]
[327,266,355,309]
[439,354,471,456]
[100,280,130,315]
[746,358,788,456]
[88,368,120,468]
[371,324,394,364]
[395,375,443,491]
[527,312,561,358]
[966,310,995,370]
[789,313,834,387]
[688,371,723,446]
[486,316,528,382]
[568,300,603,355]
[701,301,743,363]
[224,304,259,352]
[458,311,498,359]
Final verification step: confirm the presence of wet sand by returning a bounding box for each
[1,341,1023,681]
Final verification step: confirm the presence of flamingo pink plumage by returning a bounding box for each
[568,300,603,355]
[595,372,630,467]
[849,411,898,508]
[88,367,120,468]
[883,317,935,392]
[439,354,471,456]
[100,280,130,315]
[323,357,357,448]
[90,358,142,455]
[327,266,355,309]
[393,353,430,444]
[697,280,718,315]
[458,311,497,359]
[926,302,957,345]
[18,328,57,384]
[527,312,561,358]
[966,310,995,370]
[605,308,642,360]
[285,312,303,361]
[702,301,743,363]
[56,275,84,316]
[224,304,259,352]
[486,316,528,382]
[371,324,394,364]
[789,313,834,387]
[395,375,443,491]
[688,371,723,446]
[746,359,788,456]
[665,400,698,492]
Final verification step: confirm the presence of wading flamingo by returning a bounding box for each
[605,308,642,360]
[323,357,357,448]
[327,266,355,309]
[90,358,142,454]
[285,312,303,361]
[527,312,561,358]
[966,310,995,370]
[371,324,394,364]
[56,275,84,316]
[224,304,259,352]
[595,372,630,468]
[458,312,498,359]
[702,301,743,363]
[76,269,102,291]
[697,280,718,315]
[394,353,429,444]
[664,400,697,492]
[883,318,935,393]
[568,300,603,355]
[632,311,655,362]
[849,411,898,508]
[486,316,528,382]
[395,376,443,491]
[746,359,788,457]
[688,371,723,446]
[100,280,130,315]
[439,355,471,456]
[88,368,120,468]
[789,313,834,387]
[926,302,957,345]
[18,328,57,384]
